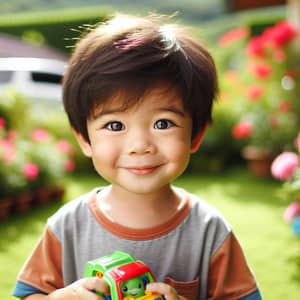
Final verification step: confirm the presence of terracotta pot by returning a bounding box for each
[242,146,276,177]
[33,187,51,206]
[13,192,33,215]
[0,197,13,221]
[49,186,65,202]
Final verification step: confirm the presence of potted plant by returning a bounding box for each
[222,21,300,176]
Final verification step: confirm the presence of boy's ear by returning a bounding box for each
[190,123,209,153]
[72,130,92,157]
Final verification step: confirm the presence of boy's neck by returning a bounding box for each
[98,185,184,229]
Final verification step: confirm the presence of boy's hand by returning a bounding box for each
[47,278,110,300]
[146,282,188,300]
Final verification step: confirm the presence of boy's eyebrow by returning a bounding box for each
[92,105,186,119]
[91,107,128,119]
[157,106,186,117]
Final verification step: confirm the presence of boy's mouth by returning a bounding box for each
[125,165,160,175]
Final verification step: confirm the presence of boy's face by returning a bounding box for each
[76,85,199,195]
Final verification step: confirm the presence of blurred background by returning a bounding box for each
[1,1,300,300]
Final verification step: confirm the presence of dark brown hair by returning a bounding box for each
[63,13,218,142]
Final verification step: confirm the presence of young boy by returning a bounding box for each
[13,13,262,300]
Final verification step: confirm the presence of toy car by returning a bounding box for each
[84,251,164,300]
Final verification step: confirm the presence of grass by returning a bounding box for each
[1,167,300,299]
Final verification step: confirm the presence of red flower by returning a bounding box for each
[218,27,249,46]
[247,85,264,101]
[264,21,297,47]
[232,121,253,139]
[23,163,39,180]
[246,36,266,58]
[31,129,50,142]
[279,101,291,112]
[251,62,272,79]
[246,21,297,58]
[0,117,6,129]
[271,152,299,180]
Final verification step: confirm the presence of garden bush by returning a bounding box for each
[0,90,77,212]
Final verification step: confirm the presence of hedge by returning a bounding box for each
[0,6,111,54]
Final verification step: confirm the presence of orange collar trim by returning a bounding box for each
[88,188,192,241]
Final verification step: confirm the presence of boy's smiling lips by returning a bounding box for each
[124,165,161,175]
[118,156,166,175]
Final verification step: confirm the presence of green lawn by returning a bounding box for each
[1,168,299,300]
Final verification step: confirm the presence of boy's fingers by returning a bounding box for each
[146,282,180,300]
[71,278,110,299]
[83,277,110,294]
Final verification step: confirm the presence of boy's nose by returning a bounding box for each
[126,131,156,155]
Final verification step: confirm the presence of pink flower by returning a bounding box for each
[218,27,249,47]
[294,133,300,150]
[272,48,286,63]
[247,85,264,101]
[2,140,15,163]
[283,202,300,222]
[23,163,39,180]
[232,121,253,139]
[271,152,299,180]
[64,159,76,172]
[31,129,50,142]
[56,140,75,155]
[6,130,18,141]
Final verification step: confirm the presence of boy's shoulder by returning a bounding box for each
[179,187,227,217]
[178,187,232,233]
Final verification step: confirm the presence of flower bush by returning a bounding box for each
[219,21,300,156]
[24,128,76,189]
[0,116,76,200]
[271,132,300,236]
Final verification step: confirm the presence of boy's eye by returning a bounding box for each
[105,121,124,131]
[154,119,174,129]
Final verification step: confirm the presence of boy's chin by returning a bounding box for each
[111,181,173,196]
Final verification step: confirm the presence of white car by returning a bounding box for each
[0,57,67,106]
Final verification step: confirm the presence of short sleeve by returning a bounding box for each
[207,232,258,299]
[14,225,64,295]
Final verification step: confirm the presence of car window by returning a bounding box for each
[0,71,13,83]
[31,72,62,84]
